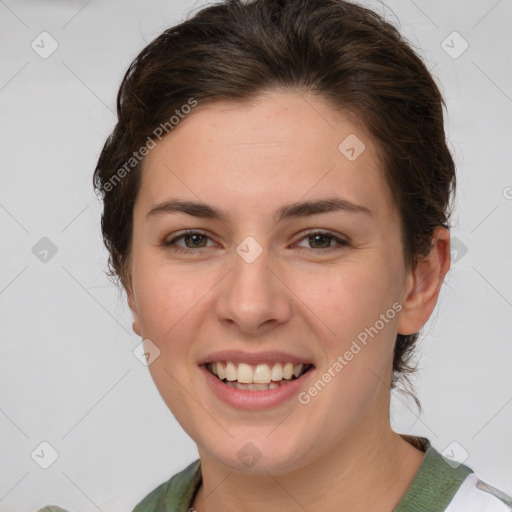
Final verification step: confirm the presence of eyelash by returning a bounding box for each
[163,230,349,254]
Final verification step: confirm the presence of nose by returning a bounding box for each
[215,243,292,335]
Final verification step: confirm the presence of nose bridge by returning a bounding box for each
[216,237,290,332]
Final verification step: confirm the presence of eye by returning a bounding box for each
[164,230,216,253]
[294,231,349,251]
[163,229,349,254]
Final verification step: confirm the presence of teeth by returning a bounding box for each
[208,361,310,385]
[271,362,283,381]
[225,380,291,391]
[225,361,237,381]
[237,363,253,384]
[253,363,271,384]
[292,364,303,377]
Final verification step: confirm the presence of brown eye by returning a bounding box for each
[308,234,332,249]
[164,230,215,252]
[295,231,349,251]
[182,233,208,248]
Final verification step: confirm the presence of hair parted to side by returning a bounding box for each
[93,0,456,410]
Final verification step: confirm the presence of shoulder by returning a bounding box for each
[131,459,201,512]
[37,460,202,512]
[445,473,512,512]
[393,436,511,512]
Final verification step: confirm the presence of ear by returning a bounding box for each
[397,227,451,336]
[125,280,142,337]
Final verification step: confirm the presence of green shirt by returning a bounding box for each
[38,435,511,511]
[130,436,475,512]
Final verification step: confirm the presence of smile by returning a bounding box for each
[206,361,314,391]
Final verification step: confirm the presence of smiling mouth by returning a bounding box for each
[205,361,314,391]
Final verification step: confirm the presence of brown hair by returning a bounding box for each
[93,0,456,410]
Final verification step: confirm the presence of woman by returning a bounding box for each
[40,0,512,510]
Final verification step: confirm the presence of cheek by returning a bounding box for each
[133,258,210,339]
[291,260,397,343]
[133,265,207,409]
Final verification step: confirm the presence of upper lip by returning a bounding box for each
[198,350,315,366]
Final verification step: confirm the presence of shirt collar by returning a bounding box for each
[147,435,473,512]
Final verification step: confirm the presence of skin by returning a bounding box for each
[125,90,451,512]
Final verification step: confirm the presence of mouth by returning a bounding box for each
[204,361,315,391]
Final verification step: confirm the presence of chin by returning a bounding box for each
[199,429,315,476]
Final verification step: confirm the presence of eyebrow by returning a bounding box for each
[146,197,372,223]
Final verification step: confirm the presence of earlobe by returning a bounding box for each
[397,227,451,336]
[126,285,142,337]
[132,321,142,337]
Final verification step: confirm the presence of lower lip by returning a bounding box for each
[200,365,314,410]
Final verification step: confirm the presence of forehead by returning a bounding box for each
[137,90,395,221]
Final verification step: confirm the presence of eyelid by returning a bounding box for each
[164,229,216,248]
[164,228,349,253]
[292,229,349,250]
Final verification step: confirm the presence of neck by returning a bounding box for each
[193,422,425,512]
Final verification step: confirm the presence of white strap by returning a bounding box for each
[445,473,512,511]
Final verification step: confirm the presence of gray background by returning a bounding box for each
[1,0,511,510]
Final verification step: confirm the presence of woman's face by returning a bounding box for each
[127,90,421,474]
